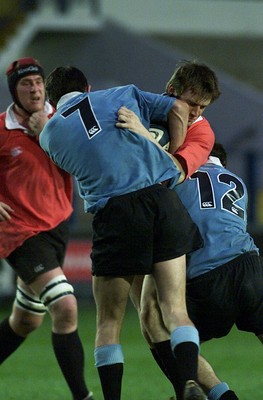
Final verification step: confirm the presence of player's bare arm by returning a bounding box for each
[116,106,185,183]
[168,98,189,154]
[0,201,14,221]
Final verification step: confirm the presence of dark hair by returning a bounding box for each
[210,142,227,167]
[6,57,45,106]
[45,66,88,106]
[166,59,221,104]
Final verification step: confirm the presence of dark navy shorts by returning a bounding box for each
[186,251,263,340]
[6,220,70,284]
[91,184,203,276]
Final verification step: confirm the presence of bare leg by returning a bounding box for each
[0,276,45,364]
[150,256,204,399]
[198,355,221,392]
[141,274,238,400]
[28,268,91,400]
[93,275,134,400]
[129,275,144,312]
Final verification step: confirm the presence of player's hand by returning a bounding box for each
[28,111,49,136]
[116,106,149,136]
[116,108,185,182]
[0,202,14,221]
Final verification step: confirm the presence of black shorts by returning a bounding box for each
[186,251,263,341]
[91,184,203,276]
[6,220,70,284]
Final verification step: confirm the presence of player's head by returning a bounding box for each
[166,59,221,103]
[165,60,221,126]
[6,57,45,113]
[45,66,89,107]
[210,142,227,167]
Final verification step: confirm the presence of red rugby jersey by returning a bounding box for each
[0,103,73,258]
[174,116,215,179]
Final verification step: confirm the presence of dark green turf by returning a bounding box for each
[0,300,261,399]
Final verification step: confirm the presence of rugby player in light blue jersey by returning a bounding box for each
[176,143,258,280]
[39,66,206,400]
[175,143,262,400]
[141,143,261,400]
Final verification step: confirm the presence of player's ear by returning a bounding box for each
[86,84,91,93]
[167,84,176,96]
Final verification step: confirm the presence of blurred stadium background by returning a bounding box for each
[0,0,263,300]
[0,2,263,399]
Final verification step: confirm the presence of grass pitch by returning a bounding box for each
[0,299,261,399]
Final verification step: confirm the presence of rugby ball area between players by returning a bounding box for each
[149,123,170,150]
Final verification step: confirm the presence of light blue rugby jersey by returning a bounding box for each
[174,157,259,279]
[40,84,180,213]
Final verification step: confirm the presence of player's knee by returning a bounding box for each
[50,294,77,324]
[40,275,77,331]
[39,274,74,308]
[15,284,47,314]
[13,284,47,336]
[10,312,43,336]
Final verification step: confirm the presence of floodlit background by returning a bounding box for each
[0,3,262,399]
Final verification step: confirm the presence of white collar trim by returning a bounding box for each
[57,92,83,109]
[207,155,223,166]
[192,115,203,124]
[5,101,53,131]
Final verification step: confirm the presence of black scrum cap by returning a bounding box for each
[6,57,45,107]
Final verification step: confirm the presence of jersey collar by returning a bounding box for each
[57,92,83,109]
[207,155,223,167]
[5,101,53,130]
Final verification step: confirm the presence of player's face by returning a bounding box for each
[16,74,45,113]
[171,88,211,127]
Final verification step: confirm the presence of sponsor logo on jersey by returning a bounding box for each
[231,206,239,215]
[89,126,100,136]
[10,146,23,157]
[202,201,213,207]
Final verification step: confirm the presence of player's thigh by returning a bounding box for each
[129,275,145,312]
[140,275,157,320]
[140,274,158,316]
[186,266,236,340]
[152,255,187,309]
[28,266,66,296]
[6,221,69,285]
[140,275,156,304]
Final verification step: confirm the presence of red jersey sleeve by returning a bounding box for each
[173,117,215,179]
